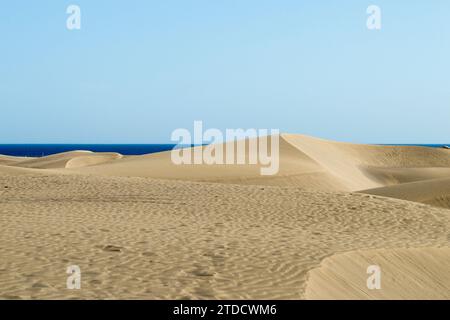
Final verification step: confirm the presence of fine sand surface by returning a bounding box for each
[0,134,449,299]
[361,177,450,209]
[305,247,450,299]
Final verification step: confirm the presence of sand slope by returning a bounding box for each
[8,151,123,169]
[305,247,450,299]
[0,155,35,166]
[283,134,450,191]
[67,136,337,188]
[61,134,450,193]
[0,164,50,176]
[361,177,450,209]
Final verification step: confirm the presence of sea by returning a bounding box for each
[0,144,448,157]
[0,144,177,157]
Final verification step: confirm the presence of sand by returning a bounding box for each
[362,177,450,209]
[305,247,450,299]
[0,134,449,299]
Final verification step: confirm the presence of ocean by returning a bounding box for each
[0,144,448,157]
[381,144,450,148]
[0,144,177,157]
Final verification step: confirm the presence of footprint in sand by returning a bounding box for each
[102,245,123,252]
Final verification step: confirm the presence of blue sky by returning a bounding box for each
[1,1,449,143]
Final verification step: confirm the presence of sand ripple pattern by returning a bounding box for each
[0,175,449,299]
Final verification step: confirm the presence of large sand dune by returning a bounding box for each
[5,134,450,193]
[11,134,441,194]
[0,134,449,299]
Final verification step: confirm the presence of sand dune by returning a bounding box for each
[3,134,450,193]
[61,134,450,193]
[66,136,348,191]
[1,134,449,299]
[8,151,123,169]
[0,164,46,176]
[0,155,35,166]
[362,177,450,209]
[282,134,450,190]
[305,247,450,299]
[65,153,123,169]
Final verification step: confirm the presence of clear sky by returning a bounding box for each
[1,1,449,143]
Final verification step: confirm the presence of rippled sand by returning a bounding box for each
[1,134,449,299]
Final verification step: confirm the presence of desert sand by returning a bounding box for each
[0,134,449,299]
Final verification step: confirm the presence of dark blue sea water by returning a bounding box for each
[0,144,177,157]
[0,144,448,157]
[381,144,450,148]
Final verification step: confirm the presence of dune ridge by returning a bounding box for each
[5,151,123,169]
[2,134,436,195]
[0,154,35,166]
[4,134,450,202]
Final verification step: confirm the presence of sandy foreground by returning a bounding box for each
[0,134,449,299]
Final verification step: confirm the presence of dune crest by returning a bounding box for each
[2,135,450,206]
[62,134,450,197]
[6,151,123,169]
[65,153,123,169]
[2,134,450,202]
[0,154,35,166]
